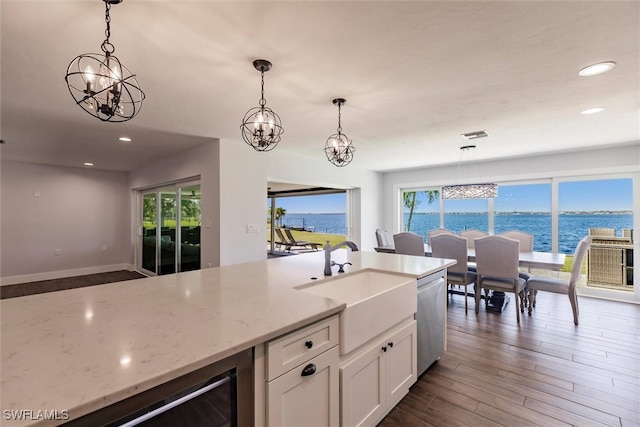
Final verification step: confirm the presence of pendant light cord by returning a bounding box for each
[101,2,115,55]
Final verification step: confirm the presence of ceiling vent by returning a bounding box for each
[460,130,488,140]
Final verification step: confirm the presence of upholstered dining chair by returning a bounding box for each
[375,228,391,247]
[526,236,592,325]
[498,230,534,280]
[393,232,425,256]
[427,228,455,245]
[474,235,527,323]
[459,229,488,272]
[458,229,488,249]
[431,234,477,314]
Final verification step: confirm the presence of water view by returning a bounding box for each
[280,212,633,254]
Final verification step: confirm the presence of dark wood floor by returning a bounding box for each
[0,270,146,299]
[379,291,640,427]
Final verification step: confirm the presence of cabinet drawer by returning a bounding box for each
[266,346,340,426]
[267,315,339,380]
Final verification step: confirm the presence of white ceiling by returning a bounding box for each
[1,1,638,172]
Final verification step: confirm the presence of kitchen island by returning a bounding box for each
[1,250,453,426]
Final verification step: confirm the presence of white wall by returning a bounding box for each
[129,140,220,268]
[1,161,131,284]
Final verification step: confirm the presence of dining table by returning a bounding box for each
[374,244,566,271]
[374,244,566,312]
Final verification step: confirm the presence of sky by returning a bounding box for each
[267,178,633,214]
[269,193,346,214]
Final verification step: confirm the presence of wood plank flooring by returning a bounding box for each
[379,291,640,427]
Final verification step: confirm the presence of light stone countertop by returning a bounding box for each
[1,250,454,426]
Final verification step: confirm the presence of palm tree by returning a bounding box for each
[403,190,439,231]
[275,207,286,227]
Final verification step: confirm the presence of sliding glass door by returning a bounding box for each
[140,181,201,275]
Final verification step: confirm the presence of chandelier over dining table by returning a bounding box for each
[441,145,497,199]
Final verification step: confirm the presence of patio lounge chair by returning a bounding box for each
[278,228,321,252]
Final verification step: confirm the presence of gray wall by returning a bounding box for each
[1,161,130,283]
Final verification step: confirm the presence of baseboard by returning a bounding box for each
[1,263,136,286]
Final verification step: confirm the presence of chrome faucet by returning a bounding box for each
[324,240,359,276]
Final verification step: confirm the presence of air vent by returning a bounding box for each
[460,130,488,140]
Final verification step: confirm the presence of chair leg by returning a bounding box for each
[514,291,520,323]
[475,284,481,314]
[568,291,579,325]
[464,285,468,315]
[528,288,535,315]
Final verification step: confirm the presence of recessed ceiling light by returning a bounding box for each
[83,162,94,166]
[581,107,607,115]
[118,137,132,142]
[578,61,616,77]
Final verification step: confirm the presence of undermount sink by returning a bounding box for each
[295,269,417,354]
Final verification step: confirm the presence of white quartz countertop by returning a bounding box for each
[1,250,453,426]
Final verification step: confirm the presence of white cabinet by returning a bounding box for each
[267,346,339,426]
[340,319,417,427]
[264,315,340,426]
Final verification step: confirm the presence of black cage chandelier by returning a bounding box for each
[241,59,284,152]
[324,98,356,167]
[442,145,497,199]
[65,0,145,122]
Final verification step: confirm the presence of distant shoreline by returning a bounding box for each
[285,211,632,215]
[410,211,633,215]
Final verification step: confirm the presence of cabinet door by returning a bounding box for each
[340,344,386,427]
[267,346,339,427]
[385,320,417,408]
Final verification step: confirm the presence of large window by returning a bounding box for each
[444,199,488,234]
[401,190,439,236]
[399,175,633,255]
[559,178,633,253]
[494,183,551,252]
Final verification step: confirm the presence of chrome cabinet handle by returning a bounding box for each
[301,364,316,377]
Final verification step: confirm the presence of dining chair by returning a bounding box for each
[458,229,488,249]
[459,229,488,272]
[375,228,391,247]
[427,228,454,245]
[431,234,477,314]
[393,232,425,256]
[498,230,534,280]
[526,236,592,325]
[474,235,527,323]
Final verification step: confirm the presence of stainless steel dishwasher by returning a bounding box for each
[416,271,446,376]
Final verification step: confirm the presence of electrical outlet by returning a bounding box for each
[54,248,61,256]
[246,224,260,233]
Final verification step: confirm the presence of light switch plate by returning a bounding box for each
[246,224,260,233]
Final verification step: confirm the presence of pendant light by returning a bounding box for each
[442,145,497,199]
[240,59,284,152]
[324,98,356,167]
[65,0,145,122]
